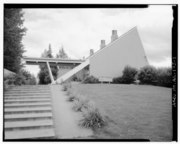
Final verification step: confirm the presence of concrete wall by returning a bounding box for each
[89,27,148,79]
[57,68,72,78]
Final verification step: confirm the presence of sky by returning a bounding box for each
[22,5,173,77]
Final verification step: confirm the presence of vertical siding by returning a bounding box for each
[90,27,148,79]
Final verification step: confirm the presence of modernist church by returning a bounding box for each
[56,26,149,83]
[24,27,149,83]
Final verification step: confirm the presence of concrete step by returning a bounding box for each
[4,99,51,104]
[5,112,53,121]
[5,107,52,112]
[10,88,50,91]
[10,87,50,90]
[7,89,50,92]
[6,91,50,94]
[5,119,53,129]
[5,93,50,96]
[12,87,50,89]
[4,85,55,139]
[5,102,51,108]
[5,107,52,114]
[5,96,50,100]
[5,128,55,139]
[13,85,50,87]
[5,92,51,95]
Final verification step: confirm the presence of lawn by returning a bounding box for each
[70,83,172,141]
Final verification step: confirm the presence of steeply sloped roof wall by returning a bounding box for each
[90,27,148,78]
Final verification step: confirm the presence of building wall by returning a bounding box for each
[89,27,148,79]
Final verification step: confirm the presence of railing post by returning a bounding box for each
[46,62,55,84]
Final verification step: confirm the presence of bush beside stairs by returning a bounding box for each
[4,85,55,139]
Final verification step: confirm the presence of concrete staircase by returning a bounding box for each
[56,59,90,84]
[4,85,55,139]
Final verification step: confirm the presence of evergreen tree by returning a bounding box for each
[38,44,58,84]
[4,8,26,73]
[47,44,53,58]
[56,45,68,59]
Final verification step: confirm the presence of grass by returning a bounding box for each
[70,83,172,141]
[65,83,106,129]
[62,82,72,91]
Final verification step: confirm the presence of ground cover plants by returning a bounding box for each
[113,65,172,88]
[62,82,106,130]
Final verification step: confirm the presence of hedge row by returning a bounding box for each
[113,65,172,88]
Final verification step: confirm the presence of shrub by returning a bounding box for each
[13,74,26,85]
[71,75,78,81]
[62,82,71,91]
[79,106,106,129]
[138,66,157,85]
[65,87,107,130]
[156,67,172,87]
[121,66,138,84]
[82,75,99,84]
[113,76,123,84]
[4,73,26,86]
[19,69,37,85]
[4,69,37,86]
[66,89,78,102]
[72,97,89,112]
[113,66,138,84]
[67,95,77,102]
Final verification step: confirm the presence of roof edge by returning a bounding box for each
[87,26,138,60]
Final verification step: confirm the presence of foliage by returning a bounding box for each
[156,68,172,87]
[79,106,106,129]
[113,66,138,84]
[71,74,79,82]
[4,69,36,86]
[138,66,157,85]
[71,68,89,82]
[4,8,26,73]
[121,66,138,84]
[56,45,68,59]
[62,82,72,91]
[38,65,58,84]
[82,75,99,84]
[67,95,77,102]
[113,76,123,84]
[38,44,70,84]
[72,97,89,112]
[38,44,58,84]
[65,85,106,129]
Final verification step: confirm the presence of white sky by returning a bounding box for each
[22,6,173,77]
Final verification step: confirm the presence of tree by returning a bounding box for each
[38,44,58,84]
[47,44,53,58]
[156,67,172,87]
[113,66,138,84]
[56,45,68,59]
[138,66,157,84]
[121,66,138,84]
[4,8,26,73]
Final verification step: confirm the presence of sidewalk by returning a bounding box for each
[50,85,93,139]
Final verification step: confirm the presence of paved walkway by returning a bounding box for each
[50,85,93,139]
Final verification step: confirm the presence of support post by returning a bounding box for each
[46,62,55,84]
[57,65,60,70]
